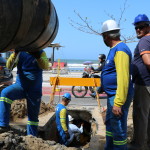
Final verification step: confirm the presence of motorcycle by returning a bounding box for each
[71,71,100,98]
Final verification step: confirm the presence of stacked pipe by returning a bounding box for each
[0,0,58,52]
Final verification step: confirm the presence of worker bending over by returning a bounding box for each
[55,93,71,146]
[68,115,83,143]
[0,50,49,136]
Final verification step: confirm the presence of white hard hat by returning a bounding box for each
[101,20,120,34]
[68,115,74,122]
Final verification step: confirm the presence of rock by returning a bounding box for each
[0,131,80,150]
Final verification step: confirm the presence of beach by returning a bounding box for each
[12,60,99,83]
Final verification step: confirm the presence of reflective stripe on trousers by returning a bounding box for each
[0,83,41,136]
[104,94,133,150]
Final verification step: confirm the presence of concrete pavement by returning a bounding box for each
[12,70,107,106]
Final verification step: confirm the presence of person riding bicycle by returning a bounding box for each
[90,54,106,98]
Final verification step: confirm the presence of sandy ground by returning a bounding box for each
[7,99,135,150]
[0,71,136,150]
[3,71,136,149]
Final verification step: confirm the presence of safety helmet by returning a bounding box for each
[68,115,74,122]
[101,20,120,34]
[133,14,150,25]
[62,93,71,100]
[98,54,106,60]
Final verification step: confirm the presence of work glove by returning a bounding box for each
[65,131,70,139]
[29,51,41,59]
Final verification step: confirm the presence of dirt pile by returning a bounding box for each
[0,100,135,150]
[0,132,80,150]
[10,99,53,121]
[10,99,27,121]
[0,100,80,150]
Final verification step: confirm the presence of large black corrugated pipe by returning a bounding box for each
[0,0,58,52]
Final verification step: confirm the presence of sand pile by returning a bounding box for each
[0,100,135,150]
[10,99,53,121]
[0,99,80,150]
[0,132,80,150]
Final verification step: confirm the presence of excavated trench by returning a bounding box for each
[0,100,100,150]
[38,109,96,148]
[0,100,137,150]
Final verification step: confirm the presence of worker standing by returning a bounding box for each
[0,50,49,136]
[55,93,71,146]
[100,20,133,150]
[128,14,150,150]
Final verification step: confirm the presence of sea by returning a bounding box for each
[55,59,99,72]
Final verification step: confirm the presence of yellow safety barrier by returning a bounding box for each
[49,76,107,124]
[49,77,101,108]
[50,77,100,87]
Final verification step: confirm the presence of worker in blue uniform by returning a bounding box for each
[55,93,71,146]
[100,20,134,150]
[0,50,49,136]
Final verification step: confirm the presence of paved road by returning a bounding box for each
[42,83,107,108]
[41,81,107,106]
[42,94,107,106]
[12,70,107,107]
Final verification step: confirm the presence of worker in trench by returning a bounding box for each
[55,93,73,146]
[0,50,49,136]
[68,115,84,144]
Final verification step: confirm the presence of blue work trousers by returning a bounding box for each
[0,83,41,136]
[104,94,133,150]
[57,128,68,146]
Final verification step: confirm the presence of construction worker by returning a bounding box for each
[90,54,106,98]
[100,20,133,150]
[55,93,71,146]
[0,50,49,136]
[128,14,150,150]
[68,115,83,143]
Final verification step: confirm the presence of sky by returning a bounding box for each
[44,0,150,60]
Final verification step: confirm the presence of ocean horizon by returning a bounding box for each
[55,58,98,64]
[55,58,99,72]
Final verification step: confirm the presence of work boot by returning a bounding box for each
[89,93,96,98]
[0,126,10,133]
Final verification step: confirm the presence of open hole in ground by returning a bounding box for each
[38,109,98,148]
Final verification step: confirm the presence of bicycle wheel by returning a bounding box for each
[71,86,88,98]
